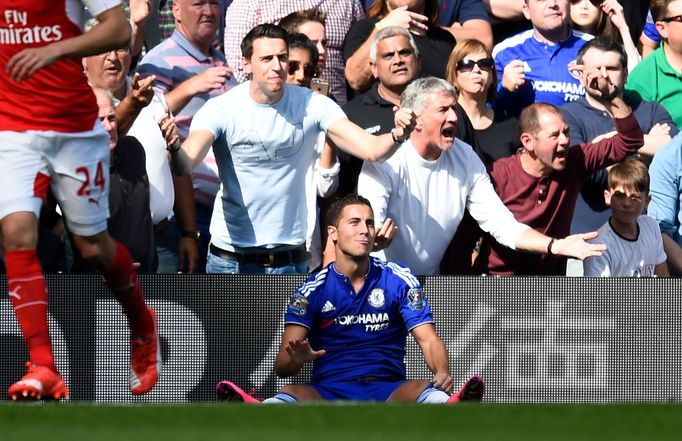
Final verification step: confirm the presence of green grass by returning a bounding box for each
[2,403,680,441]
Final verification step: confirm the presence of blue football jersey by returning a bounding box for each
[285,257,433,384]
[492,29,593,116]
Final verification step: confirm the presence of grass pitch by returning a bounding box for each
[2,403,680,441]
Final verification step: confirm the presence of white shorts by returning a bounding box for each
[0,126,110,236]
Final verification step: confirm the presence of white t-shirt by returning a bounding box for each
[191,83,345,249]
[584,215,666,277]
[306,132,339,271]
[358,139,529,275]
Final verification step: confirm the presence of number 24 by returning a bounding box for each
[75,162,105,196]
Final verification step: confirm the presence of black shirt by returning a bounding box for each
[337,83,396,196]
[622,0,650,43]
[454,103,520,164]
[109,136,157,272]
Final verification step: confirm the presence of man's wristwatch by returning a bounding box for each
[180,229,200,240]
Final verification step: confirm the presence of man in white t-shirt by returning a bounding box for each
[160,23,415,274]
[358,77,607,275]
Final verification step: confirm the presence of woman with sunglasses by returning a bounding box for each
[569,0,640,72]
[286,33,320,88]
[445,39,520,165]
[439,39,521,275]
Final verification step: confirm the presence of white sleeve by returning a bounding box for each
[83,0,122,17]
[314,160,340,197]
[189,99,228,140]
[311,93,347,133]
[464,154,529,250]
[357,160,392,226]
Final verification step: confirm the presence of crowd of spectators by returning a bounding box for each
[3,0,681,279]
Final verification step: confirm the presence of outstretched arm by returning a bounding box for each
[274,325,325,378]
[515,228,607,261]
[326,106,415,162]
[411,324,452,393]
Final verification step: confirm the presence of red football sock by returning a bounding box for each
[100,241,153,337]
[5,249,56,372]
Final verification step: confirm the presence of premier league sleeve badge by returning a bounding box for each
[407,288,426,311]
[287,294,309,316]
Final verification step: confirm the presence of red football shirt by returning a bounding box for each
[0,0,119,132]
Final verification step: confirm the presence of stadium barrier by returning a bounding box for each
[1,274,679,403]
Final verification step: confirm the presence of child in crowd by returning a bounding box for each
[584,159,669,277]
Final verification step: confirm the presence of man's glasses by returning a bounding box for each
[288,62,317,77]
[660,14,682,23]
[456,58,494,73]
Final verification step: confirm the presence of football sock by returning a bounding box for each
[416,385,449,404]
[100,241,153,337]
[263,392,299,404]
[5,249,56,372]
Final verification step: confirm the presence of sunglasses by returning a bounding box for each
[456,58,494,73]
[288,61,317,77]
[569,0,603,5]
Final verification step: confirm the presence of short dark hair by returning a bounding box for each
[287,33,319,66]
[278,9,326,33]
[241,24,288,60]
[651,0,674,21]
[326,194,373,227]
[608,158,651,195]
[576,36,628,70]
[519,102,561,137]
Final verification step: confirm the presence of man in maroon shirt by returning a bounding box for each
[474,63,644,275]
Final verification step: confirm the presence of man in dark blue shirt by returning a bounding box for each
[217,194,484,403]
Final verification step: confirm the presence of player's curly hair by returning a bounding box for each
[326,194,373,227]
